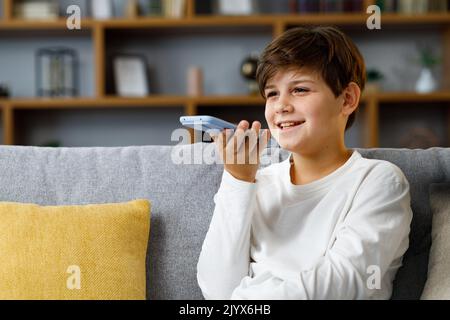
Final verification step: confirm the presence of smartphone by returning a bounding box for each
[179,115,237,132]
[180,115,278,147]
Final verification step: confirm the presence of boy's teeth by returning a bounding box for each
[280,122,298,128]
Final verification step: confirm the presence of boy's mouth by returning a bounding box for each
[276,120,305,130]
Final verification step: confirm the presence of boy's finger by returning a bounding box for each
[234,130,247,153]
[257,129,271,153]
[251,121,261,134]
[208,126,226,142]
[237,120,250,131]
[209,130,219,142]
[248,125,260,153]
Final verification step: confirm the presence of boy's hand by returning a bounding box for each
[213,120,271,183]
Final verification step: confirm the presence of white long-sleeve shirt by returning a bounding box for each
[197,150,413,300]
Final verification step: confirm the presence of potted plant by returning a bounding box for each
[415,45,440,93]
[0,83,10,98]
[365,68,384,94]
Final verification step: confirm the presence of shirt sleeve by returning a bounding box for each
[197,169,258,300]
[230,165,413,300]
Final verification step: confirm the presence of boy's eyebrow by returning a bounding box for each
[264,79,315,90]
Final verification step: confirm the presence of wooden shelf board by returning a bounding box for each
[376,91,450,102]
[3,92,450,110]
[6,96,265,108]
[194,95,264,105]
[8,96,188,109]
[0,13,449,31]
[102,16,275,28]
[284,13,450,25]
[0,19,95,29]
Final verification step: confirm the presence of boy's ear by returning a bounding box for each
[340,82,361,116]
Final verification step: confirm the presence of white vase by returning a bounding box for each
[415,67,437,93]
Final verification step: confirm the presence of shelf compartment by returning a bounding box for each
[13,106,186,147]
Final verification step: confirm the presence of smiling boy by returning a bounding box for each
[197,26,413,300]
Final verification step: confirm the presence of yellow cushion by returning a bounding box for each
[0,199,150,300]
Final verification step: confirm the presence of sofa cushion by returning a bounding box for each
[420,183,450,299]
[0,199,150,300]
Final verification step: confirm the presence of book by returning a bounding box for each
[320,0,344,12]
[376,0,397,12]
[256,0,290,14]
[415,0,428,13]
[343,0,364,13]
[398,0,414,14]
[163,0,186,18]
[289,0,298,13]
[297,0,321,13]
[125,0,139,18]
[14,0,59,20]
[217,0,254,15]
[428,0,448,12]
[145,0,163,16]
[300,0,362,13]
[195,0,213,14]
[398,0,427,14]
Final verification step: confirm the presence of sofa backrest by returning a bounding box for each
[357,148,450,299]
[0,144,448,299]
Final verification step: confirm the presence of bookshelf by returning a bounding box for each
[0,0,449,148]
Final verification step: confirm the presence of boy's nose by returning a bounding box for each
[275,93,294,113]
[275,103,293,113]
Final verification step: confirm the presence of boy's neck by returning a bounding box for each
[289,146,353,186]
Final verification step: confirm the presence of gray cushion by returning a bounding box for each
[0,144,448,300]
[420,183,450,299]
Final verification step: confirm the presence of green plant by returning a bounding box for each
[40,140,62,148]
[366,69,384,82]
[416,46,440,68]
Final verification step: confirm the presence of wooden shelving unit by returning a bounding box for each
[0,0,449,147]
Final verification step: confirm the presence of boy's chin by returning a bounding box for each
[277,140,302,153]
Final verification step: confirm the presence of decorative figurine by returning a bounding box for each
[240,53,259,95]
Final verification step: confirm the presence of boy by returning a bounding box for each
[197,26,412,299]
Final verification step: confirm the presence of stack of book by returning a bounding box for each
[142,0,185,18]
[162,0,186,18]
[381,0,448,13]
[289,0,449,13]
[291,0,364,13]
[14,0,59,20]
[143,0,164,16]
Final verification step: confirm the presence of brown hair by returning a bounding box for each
[256,26,366,131]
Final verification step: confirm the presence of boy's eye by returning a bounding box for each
[266,91,277,98]
[293,87,309,93]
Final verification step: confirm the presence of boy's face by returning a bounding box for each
[264,67,347,155]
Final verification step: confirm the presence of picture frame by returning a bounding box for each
[113,55,150,97]
[216,0,255,15]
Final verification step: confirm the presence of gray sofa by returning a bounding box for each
[0,143,449,300]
